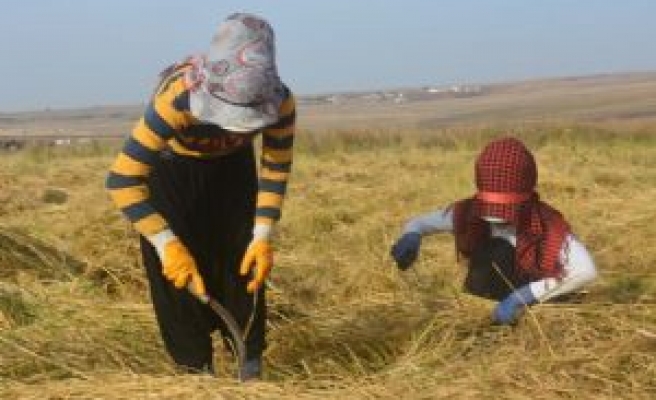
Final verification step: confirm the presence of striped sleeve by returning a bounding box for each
[106,76,190,236]
[256,89,296,226]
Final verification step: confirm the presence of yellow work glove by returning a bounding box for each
[239,239,273,293]
[151,231,206,297]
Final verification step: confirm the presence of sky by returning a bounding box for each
[1,0,655,112]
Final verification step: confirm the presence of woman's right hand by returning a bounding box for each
[157,236,206,297]
[390,232,422,271]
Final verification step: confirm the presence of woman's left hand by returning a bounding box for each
[239,239,274,293]
[493,285,537,325]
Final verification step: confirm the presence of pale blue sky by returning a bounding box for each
[1,0,655,112]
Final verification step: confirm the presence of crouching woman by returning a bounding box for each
[391,137,597,324]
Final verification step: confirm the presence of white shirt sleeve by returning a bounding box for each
[403,208,454,235]
[148,228,176,260]
[528,234,598,302]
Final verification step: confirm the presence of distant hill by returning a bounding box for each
[2,71,656,138]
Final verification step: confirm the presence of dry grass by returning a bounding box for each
[0,124,655,399]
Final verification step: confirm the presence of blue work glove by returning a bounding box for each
[390,232,421,271]
[493,285,538,325]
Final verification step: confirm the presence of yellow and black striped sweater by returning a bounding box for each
[106,66,295,237]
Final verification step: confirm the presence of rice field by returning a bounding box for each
[0,123,655,399]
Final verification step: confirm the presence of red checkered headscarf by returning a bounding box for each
[453,137,570,279]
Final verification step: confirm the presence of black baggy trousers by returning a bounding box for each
[140,146,266,371]
[464,237,531,301]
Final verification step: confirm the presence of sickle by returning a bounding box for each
[187,284,247,381]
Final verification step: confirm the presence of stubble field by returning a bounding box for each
[1,74,655,399]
